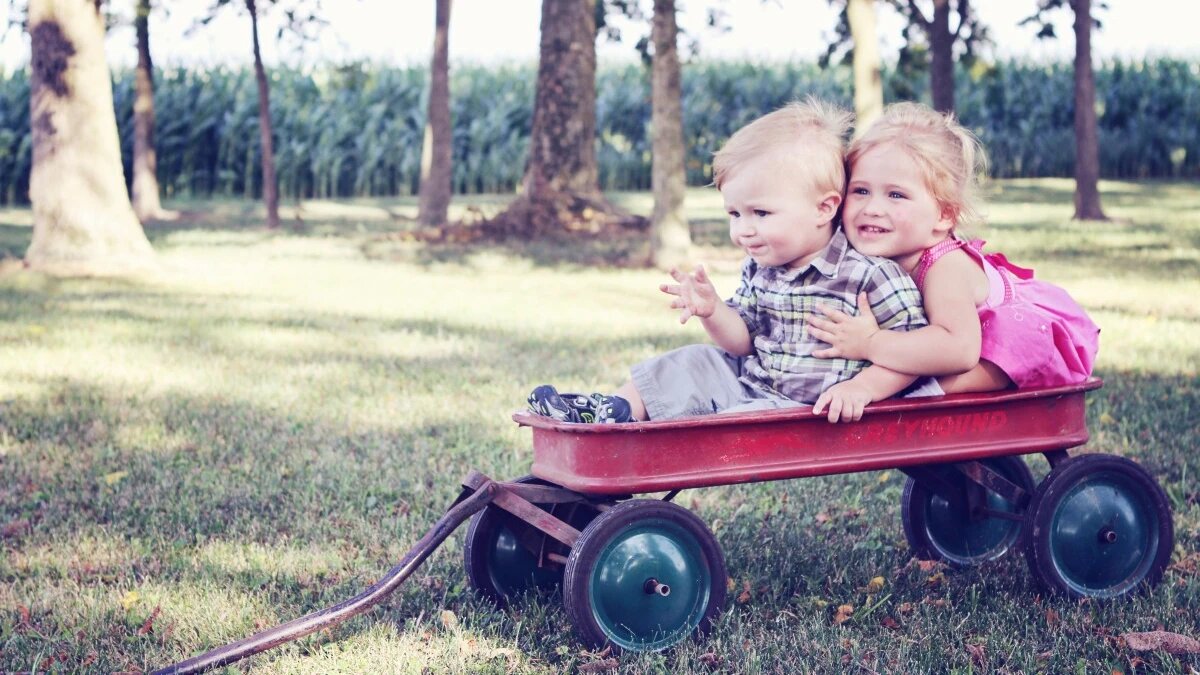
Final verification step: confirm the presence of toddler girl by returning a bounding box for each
[809,102,1099,393]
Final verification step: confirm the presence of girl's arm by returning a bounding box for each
[809,252,983,376]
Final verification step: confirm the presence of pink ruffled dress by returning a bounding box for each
[914,239,1100,388]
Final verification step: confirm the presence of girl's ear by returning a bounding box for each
[935,205,957,235]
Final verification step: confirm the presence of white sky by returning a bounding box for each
[2,0,1199,73]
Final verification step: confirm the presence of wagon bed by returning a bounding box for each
[518,377,1104,494]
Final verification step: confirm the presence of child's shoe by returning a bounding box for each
[589,393,634,423]
[527,385,583,423]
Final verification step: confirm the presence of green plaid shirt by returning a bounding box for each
[726,228,928,405]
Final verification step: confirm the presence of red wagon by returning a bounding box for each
[158,377,1174,673]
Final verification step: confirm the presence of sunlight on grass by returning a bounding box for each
[1,179,1198,672]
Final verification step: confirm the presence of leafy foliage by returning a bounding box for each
[1,58,1198,205]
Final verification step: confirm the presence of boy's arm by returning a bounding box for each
[812,365,917,423]
[810,256,981,375]
[661,263,754,356]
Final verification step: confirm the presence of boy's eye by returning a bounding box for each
[727,210,740,218]
[851,187,869,195]
[753,209,769,217]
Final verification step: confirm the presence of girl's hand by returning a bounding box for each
[809,292,881,360]
[660,265,719,324]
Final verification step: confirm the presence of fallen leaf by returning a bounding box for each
[104,471,128,486]
[927,572,946,586]
[440,610,458,629]
[833,604,855,625]
[1,519,29,539]
[17,604,30,626]
[698,651,722,667]
[578,659,619,672]
[916,560,940,573]
[1121,631,1200,655]
[966,642,986,668]
[867,576,885,593]
[878,471,891,483]
[815,512,831,524]
[1045,608,1060,626]
[137,606,161,635]
[120,591,140,611]
[898,602,915,615]
[1099,412,1116,425]
[726,577,736,592]
[881,616,901,630]
[737,580,752,604]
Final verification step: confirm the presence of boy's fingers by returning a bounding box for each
[826,398,843,423]
[694,264,708,283]
[669,266,685,282]
[660,283,680,295]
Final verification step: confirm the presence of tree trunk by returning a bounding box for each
[847,0,883,136]
[131,0,163,222]
[649,0,690,268]
[1072,0,1106,220]
[483,0,644,239]
[247,0,280,229]
[417,0,453,229]
[929,0,955,113]
[25,0,156,275]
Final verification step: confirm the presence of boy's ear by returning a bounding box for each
[817,191,842,219]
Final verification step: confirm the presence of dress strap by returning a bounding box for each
[913,238,967,291]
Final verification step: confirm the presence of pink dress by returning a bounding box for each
[914,239,1100,388]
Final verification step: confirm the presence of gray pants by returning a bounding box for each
[630,344,800,420]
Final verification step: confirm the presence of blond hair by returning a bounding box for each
[847,102,988,230]
[712,97,852,197]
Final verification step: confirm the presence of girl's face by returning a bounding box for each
[843,142,955,272]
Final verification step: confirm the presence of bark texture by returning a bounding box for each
[928,0,955,113]
[131,0,164,222]
[848,0,883,135]
[649,0,690,268]
[247,0,280,229]
[25,0,156,275]
[483,0,644,239]
[1072,0,1106,220]
[417,0,453,228]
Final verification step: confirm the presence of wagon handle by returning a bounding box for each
[152,475,500,675]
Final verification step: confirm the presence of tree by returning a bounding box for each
[847,0,883,134]
[131,0,164,221]
[198,0,328,230]
[649,0,690,267]
[483,0,643,239]
[417,0,452,229]
[25,0,156,275]
[887,0,988,113]
[1023,0,1107,220]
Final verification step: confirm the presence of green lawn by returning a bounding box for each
[1,179,1198,673]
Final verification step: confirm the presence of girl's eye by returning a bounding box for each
[889,191,907,199]
[851,187,869,195]
[753,209,769,217]
[728,210,740,218]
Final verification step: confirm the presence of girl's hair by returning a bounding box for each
[847,102,989,230]
[713,97,852,198]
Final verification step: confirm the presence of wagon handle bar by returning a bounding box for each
[152,474,499,675]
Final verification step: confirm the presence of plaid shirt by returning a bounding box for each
[726,228,928,405]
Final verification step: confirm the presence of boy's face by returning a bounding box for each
[721,155,839,270]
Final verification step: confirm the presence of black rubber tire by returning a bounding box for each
[562,499,727,654]
[1022,453,1174,599]
[463,476,595,606]
[902,456,1036,567]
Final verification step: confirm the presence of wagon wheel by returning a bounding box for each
[1022,453,1173,599]
[902,456,1035,567]
[463,476,598,606]
[563,499,727,654]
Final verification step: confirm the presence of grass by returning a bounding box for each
[1,179,1198,673]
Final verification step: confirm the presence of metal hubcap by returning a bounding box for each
[588,520,710,650]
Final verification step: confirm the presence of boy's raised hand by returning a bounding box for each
[809,292,881,360]
[660,265,719,324]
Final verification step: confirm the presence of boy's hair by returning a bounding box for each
[847,102,988,230]
[712,97,852,197]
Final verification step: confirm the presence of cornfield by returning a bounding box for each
[0,58,1196,205]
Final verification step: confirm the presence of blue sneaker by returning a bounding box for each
[590,393,634,423]
[527,385,583,423]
